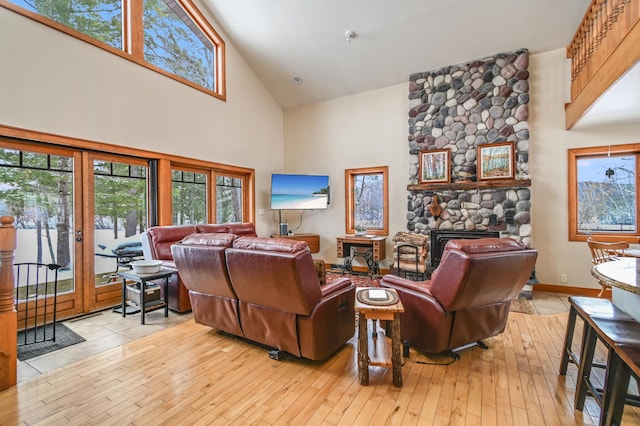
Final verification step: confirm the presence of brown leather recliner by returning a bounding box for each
[140,223,257,312]
[170,233,242,335]
[379,238,537,355]
[172,236,355,361]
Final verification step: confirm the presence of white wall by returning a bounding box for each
[0,5,284,235]
[284,48,640,290]
[283,85,408,267]
[529,49,640,289]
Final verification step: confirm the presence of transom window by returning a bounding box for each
[143,0,216,91]
[2,0,225,98]
[569,144,640,241]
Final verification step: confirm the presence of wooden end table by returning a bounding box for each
[117,269,172,325]
[354,287,404,387]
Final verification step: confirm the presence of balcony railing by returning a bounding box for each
[565,0,640,129]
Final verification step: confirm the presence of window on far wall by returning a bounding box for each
[216,174,243,223]
[3,0,225,98]
[172,169,207,225]
[345,166,388,236]
[569,144,640,242]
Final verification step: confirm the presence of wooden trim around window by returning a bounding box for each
[345,166,389,236]
[0,0,226,100]
[568,143,640,243]
[0,124,255,225]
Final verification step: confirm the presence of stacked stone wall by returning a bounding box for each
[406,49,531,246]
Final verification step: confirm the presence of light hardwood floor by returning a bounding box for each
[3,293,640,425]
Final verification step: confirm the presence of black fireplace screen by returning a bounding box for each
[429,229,500,269]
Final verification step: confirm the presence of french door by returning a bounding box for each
[88,153,148,312]
[0,140,149,319]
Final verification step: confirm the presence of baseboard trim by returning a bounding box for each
[533,284,608,298]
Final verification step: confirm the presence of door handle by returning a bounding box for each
[75,230,82,242]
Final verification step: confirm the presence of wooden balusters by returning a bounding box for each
[0,216,17,391]
[565,0,639,129]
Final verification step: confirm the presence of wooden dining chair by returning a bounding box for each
[587,237,629,297]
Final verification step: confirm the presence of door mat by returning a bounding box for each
[17,323,86,361]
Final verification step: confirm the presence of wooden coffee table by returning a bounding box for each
[354,287,404,387]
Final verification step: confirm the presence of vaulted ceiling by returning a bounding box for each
[202,0,640,128]
[203,0,591,110]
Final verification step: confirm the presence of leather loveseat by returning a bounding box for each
[140,223,257,312]
[380,238,537,355]
[171,234,355,361]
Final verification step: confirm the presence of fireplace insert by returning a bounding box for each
[429,229,500,270]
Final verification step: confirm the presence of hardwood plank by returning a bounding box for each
[3,313,640,424]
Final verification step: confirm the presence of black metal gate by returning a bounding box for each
[14,263,61,346]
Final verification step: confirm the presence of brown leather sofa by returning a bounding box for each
[379,238,537,355]
[140,223,257,312]
[172,235,355,361]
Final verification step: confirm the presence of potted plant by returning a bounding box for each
[355,224,366,236]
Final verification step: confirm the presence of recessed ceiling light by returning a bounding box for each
[292,76,303,85]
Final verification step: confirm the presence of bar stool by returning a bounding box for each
[603,345,640,425]
[574,316,640,412]
[559,296,634,377]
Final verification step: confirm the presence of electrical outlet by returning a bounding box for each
[560,274,568,283]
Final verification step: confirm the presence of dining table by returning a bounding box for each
[591,257,640,322]
[622,248,640,258]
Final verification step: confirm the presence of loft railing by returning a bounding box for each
[565,0,640,129]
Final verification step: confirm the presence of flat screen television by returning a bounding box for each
[270,173,330,210]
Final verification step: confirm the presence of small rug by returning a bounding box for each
[17,323,86,361]
[326,271,380,287]
[328,271,534,314]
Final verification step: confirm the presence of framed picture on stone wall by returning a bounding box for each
[477,142,515,180]
[419,149,450,184]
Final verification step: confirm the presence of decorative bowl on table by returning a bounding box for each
[130,260,163,274]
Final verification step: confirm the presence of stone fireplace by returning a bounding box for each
[406,49,532,251]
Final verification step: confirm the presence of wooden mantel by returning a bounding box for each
[407,179,531,192]
[565,0,640,129]
[0,216,17,391]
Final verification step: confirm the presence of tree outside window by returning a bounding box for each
[4,0,224,97]
[569,144,640,241]
[345,166,388,236]
[172,169,207,225]
[216,175,243,223]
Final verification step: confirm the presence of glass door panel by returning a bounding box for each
[0,142,83,321]
[90,155,148,310]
